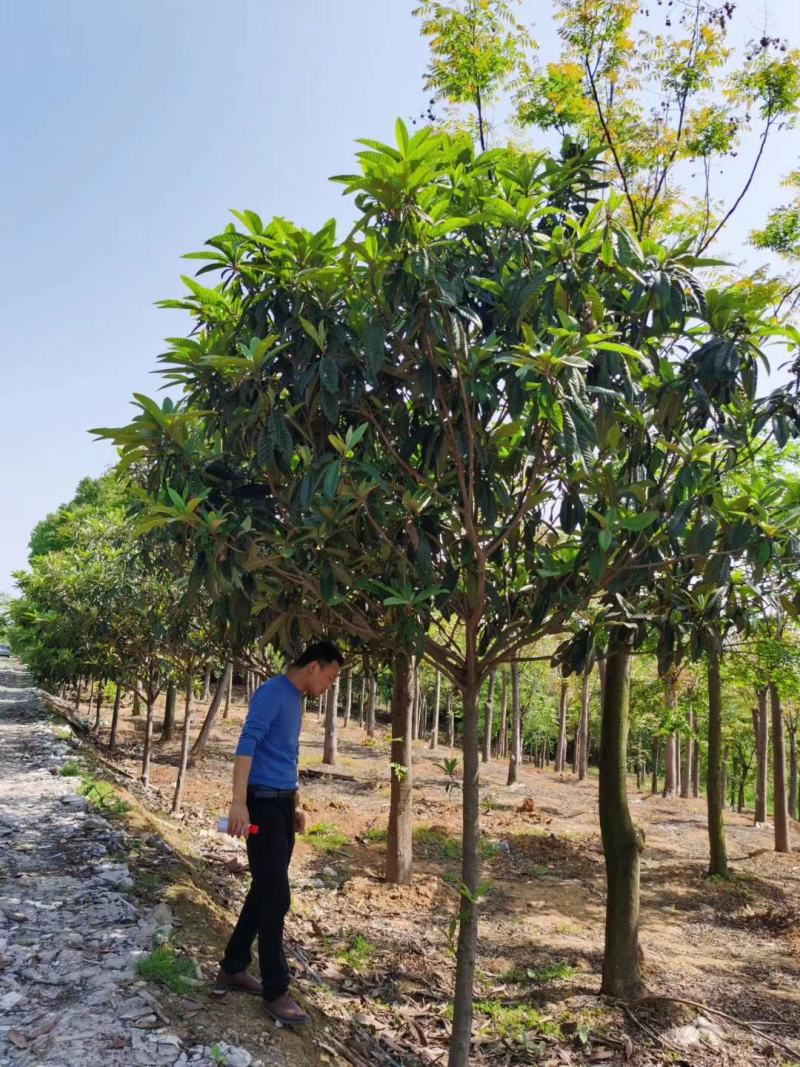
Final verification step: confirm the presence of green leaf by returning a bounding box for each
[320,356,339,394]
[619,511,660,532]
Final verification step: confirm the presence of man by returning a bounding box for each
[214,641,343,1025]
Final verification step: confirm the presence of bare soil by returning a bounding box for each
[68,689,800,1066]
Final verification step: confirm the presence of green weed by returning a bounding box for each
[60,762,81,777]
[79,777,130,816]
[451,999,560,1042]
[336,934,377,973]
[302,822,349,853]
[137,944,198,994]
[363,828,387,843]
[413,826,499,861]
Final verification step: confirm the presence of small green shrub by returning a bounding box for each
[363,828,388,843]
[474,999,560,1041]
[79,777,130,815]
[60,762,81,777]
[137,944,198,994]
[336,934,377,973]
[302,822,349,853]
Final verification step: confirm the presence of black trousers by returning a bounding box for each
[220,791,296,999]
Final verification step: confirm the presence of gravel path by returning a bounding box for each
[0,662,262,1067]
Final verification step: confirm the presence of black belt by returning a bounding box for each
[249,786,297,799]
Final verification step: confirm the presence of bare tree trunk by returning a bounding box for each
[317,690,325,724]
[141,697,156,787]
[386,653,414,885]
[93,679,104,731]
[223,664,233,720]
[343,670,353,728]
[132,683,141,717]
[481,671,496,763]
[675,734,682,795]
[449,675,481,1067]
[721,744,728,810]
[681,707,692,798]
[109,680,122,750]
[366,676,377,738]
[506,663,521,786]
[706,638,728,877]
[411,660,420,740]
[651,736,660,794]
[788,719,798,821]
[189,661,233,764]
[201,666,212,703]
[692,712,700,797]
[599,628,644,999]
[359,673,366,725]
[754,687,769,824]
[555,678,568,773]
[172,670,193,815]
[497,670,508,758]
[577,667,590,781]
[323,675,340,765]
[86,678,95,719]
[770,681,791,853]
[161,682,177,742]
[662,668,678,796]
[75,676,82,712]
[429,670,441,751]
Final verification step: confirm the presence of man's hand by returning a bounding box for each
[227,800,251,837]
[294,806,307,834]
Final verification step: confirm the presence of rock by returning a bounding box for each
[0,989,23,1010]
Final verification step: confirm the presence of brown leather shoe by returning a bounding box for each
[213,967,262,996]
[263,991,309,1026]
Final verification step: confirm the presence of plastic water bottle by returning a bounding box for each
[217,817,259,836]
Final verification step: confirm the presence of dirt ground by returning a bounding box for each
[65,687,800,1067]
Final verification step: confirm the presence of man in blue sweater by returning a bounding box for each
[214,641,343,1025]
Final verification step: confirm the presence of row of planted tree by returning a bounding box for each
[10,0,800,1056]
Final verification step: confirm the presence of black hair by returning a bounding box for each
[293,641,344,668]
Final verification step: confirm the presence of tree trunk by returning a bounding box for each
[447,691,455,749]
[141,698,156,787]
[75,676,82,712]
[172,671,193,815]
[366,676,377,737]
[359,673,366,725]
[721,744,728,810]
[94,679,104,731]
[161,682,177,742]
[317,690,325,724]
[343,670,353,728]
[788,721,798,821]
[706,638,728,877]
[481,671,496,763]
[680,707,692,798]
[410,660,420,740]
[132,683,141,717]
[506,663,521,786]
[692,711,700,798]
[675,734,681,795]
[109,680,122,749]
[737,776,746,813]
[662,669,678,796]
[497,670,508,758]
[323,675,340,765]
[189,661,233,764]
[449,676,481,1067]
[201,666,212,703]
[386,653,414,885]
[554,678,568,773]
[223,665,233,719]
[770,681,791,853]
[650,736,660,794]
[86,678,95,718]
[577,667,590,781]
[599,628,644,999]
[754,687,769,824]
[429,670,441,751]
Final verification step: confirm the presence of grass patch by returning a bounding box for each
[302,822,350,853]
[555,922,583,936]
[79,776,130,816]
[450,999,559,1042]
[504,960,576,985]
[59,762,81,777]
[336,934,377,973]
[414,826,500,862]
[53,726,72,741]
[363,828,388,843]
[137,943,198,994]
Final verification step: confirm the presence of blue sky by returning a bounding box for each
[1,1,798,594]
